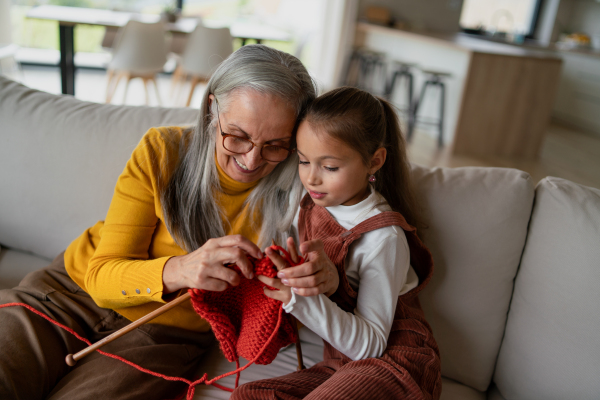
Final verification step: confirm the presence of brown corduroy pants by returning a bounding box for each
[0,253,216,400]
[230,338,409,400]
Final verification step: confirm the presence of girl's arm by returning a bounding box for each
[262,230,410,361]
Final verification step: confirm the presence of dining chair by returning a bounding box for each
[101,26,119,51]
[105,20,168,105]
[171,24,233,107]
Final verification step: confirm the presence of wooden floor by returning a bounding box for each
[408,122,600,189]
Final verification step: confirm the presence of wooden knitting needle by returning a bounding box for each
[288,241,306,370]
[67,243,305,367]
[65,292,191,366]
[272,239,306,370]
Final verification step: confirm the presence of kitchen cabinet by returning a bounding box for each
[553,52,600,136]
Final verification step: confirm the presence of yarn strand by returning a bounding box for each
[0,245,302,399]
[0,301,285,398]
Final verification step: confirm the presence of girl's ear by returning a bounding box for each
[369,147,387,174]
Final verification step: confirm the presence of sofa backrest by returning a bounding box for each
[412,165,535,392]
[1,76,541,395]
[0,76,198,259]
[493,177,600,399]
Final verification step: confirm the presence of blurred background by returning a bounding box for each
[1,0,599,188]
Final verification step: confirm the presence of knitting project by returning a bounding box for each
[190,245,302,365]
[1,245,303,399]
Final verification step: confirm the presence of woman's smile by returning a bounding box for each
[233,156,259,173]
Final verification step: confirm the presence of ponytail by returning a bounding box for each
[375,99,421,229]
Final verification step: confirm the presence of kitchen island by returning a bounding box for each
[356,22,563,159]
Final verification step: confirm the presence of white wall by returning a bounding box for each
[565,0,600,47]
[535,0,561,45]
[552,0,600,45]
[311,0,359,91]
[259,0,359,92]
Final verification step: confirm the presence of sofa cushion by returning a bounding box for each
[493,177,600,399]
[0,248,51,290]
[486,384,506,400]
[0,76,198,260]
[412,165,535,392]
[440,379,485,400]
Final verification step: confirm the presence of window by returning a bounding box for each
[459,0,541,37]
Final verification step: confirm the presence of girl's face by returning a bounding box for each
[297,120,382,207]
[211,92,296,183]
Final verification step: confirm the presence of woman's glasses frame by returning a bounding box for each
[215,100,294,163]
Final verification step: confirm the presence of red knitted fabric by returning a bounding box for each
[189,245,302,365]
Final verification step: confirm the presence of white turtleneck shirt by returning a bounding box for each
[284,187,418,361]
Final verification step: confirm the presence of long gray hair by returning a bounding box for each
[161,44,316,252]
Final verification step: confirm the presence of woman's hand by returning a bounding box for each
[264,237,339,298]
[162,235,262,294]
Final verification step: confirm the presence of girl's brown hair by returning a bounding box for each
[303,86,421,229]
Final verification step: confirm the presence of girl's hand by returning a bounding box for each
[162,235,262,294]
[257,238,296,304]
[270,238,339,297]
[258,274,293,304]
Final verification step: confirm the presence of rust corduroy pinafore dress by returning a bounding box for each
[232,195,442,400]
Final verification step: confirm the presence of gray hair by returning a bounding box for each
[161,44,316,251]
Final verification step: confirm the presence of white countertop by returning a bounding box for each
[358,22,598,60]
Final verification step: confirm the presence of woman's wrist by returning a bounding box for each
[163,255,185,295]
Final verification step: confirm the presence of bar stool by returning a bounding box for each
[409,69,451,148]
[344,48,386,95]
[384,60,418,132]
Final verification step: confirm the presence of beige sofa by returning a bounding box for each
[1,75,599,400]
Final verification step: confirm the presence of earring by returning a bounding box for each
[368,174,376,183]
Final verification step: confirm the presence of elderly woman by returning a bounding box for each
[0,45,339,399]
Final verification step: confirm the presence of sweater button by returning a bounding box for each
[121,290,126,295]
[147,288,151,293]
[136,288,141,294]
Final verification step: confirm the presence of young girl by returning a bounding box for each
[235,87,441,399]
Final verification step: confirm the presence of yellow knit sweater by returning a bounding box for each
[64,127,261,332]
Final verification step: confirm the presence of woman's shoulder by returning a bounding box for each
[132,126,193,173]
[138,126,193,156]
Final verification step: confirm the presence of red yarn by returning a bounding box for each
[0,245,303,399]
[190,245,302,365]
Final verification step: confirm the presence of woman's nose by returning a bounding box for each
[242,146,263,170]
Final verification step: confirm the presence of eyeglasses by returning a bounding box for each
[215,100,294,163]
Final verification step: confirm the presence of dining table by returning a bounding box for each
[26,5,292,95]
